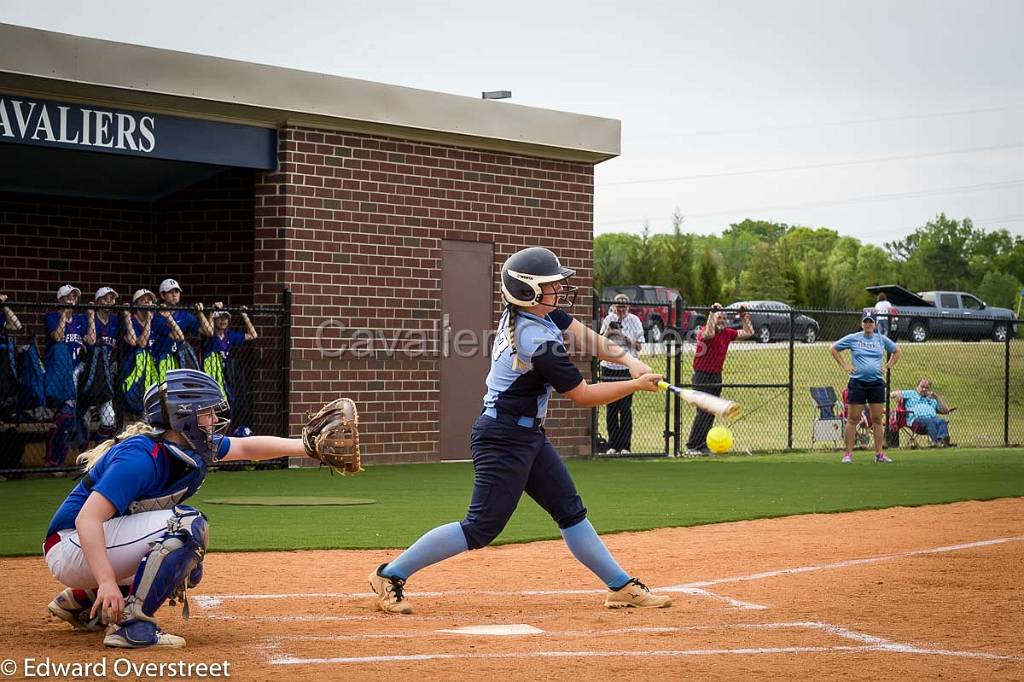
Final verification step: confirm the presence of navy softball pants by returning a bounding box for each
[460,414,588,550]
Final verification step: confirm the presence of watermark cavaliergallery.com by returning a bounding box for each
[313,318,702,360]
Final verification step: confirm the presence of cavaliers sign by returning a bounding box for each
[0,95,277,169]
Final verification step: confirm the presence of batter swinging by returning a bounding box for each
[369,247,672,614]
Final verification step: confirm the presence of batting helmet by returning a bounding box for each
[500,247,578,308]
[144,369,230,462]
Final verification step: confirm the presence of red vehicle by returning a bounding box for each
[600,285,704,342]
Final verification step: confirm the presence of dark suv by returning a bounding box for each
[725,300,820,344]
[600,285,704,342]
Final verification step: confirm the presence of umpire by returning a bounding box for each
[685,302,753,455]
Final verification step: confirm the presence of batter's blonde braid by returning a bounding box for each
[505,304,519,359]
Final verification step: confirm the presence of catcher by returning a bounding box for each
[43,369,360,648]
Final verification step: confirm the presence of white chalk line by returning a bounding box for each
[194,535,1023,611]
[269,646,872,664]
[263,620,1024,666]
[268,644,1024,666]
[670,536,1024,589]
[258,621,891,645]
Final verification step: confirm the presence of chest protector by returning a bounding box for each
[82,439,208,514]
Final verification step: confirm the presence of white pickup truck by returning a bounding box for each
[865,284,1018,343]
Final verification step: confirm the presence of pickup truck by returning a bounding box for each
[865,284,1018,342]
[600,285,705,342]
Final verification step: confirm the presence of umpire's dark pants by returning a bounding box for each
[603,368,633,451]
[686,370,722,451]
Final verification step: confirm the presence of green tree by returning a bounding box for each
[691,246,724,305]
[738,243,794,302]
[714,219,789,273]
[976,270,1023,310]
[886,214,981,291]
[593,233,639,294]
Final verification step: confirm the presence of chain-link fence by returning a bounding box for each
[592,298,1023,457]
[0,292,291,476]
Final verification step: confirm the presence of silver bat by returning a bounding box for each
[657,381,741,420]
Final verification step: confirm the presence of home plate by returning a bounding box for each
[437,624,544,636]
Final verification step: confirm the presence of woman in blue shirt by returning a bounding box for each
[44,369,310,649]
[830,312,902,463]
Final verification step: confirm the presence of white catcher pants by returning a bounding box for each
[44,509,176,589]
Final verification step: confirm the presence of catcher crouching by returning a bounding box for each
[42,369,361,648]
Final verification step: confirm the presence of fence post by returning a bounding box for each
[591,293,599,458]
[281,287,292,439]
[787,309,795,449]
[673,298,683,457]
[1005,330,1011,447]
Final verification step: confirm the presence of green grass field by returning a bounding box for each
[2,448,1022,557]
[600,340,1024,453]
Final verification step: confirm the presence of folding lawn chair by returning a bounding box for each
[809,387,844,447]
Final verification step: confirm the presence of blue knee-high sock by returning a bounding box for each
[383,522,469,581]
[560,518,630,589]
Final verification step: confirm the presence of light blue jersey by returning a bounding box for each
[833,332,898,382]
[900,390,939,425]
[482,308,581,421]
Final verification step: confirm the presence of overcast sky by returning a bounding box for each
[4,0,1022,245]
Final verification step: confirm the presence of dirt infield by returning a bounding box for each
[3,498,1022,681]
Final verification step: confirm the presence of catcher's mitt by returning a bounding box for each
[302,398,363,475]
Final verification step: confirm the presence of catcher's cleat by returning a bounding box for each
[368,564,413,614]
[103,620,185,648]
[48,588,104,632]
[604,578,672,609]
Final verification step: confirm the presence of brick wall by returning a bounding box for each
[0,169,256,305]
[256,127,595,463]
[152,170,256,304]
[1,131,597,464]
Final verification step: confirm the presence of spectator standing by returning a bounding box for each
[599,294,645,454]
[44,285,88,467]
[82,287,125,442]
[151,279,212,380]
[874,292,893,337]
[830,312,902,463]
[900,378,955,447]
[1,292,23,337]
[685,303,753,456]
[0,293,23,416]
[203,303,257,406]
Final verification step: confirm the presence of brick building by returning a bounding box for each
[0,24,620,464]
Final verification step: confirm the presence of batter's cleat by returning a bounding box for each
[841,452,853,463]
[103,620,185,648]
[368,564,413,614]
[604,578,672,609]
[48,588,103,632]
[875,453,893,463]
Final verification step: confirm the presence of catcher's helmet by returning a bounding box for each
[500,247,578,308]
[144,369,230,462]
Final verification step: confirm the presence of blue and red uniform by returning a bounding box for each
[45,311,88,367]
[151,311,199,361]
[94,314,121,350]
[203,330,246,362]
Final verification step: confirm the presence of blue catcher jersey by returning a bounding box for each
[46,434,231,536]
[482,308,583,421]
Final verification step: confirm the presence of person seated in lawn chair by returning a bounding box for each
[897,378,956,447]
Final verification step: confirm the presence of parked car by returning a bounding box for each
[725,300,820,344]
[865,285,1018,342]
[600,285,704,342]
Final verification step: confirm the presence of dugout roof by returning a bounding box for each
[0,22,620,170]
